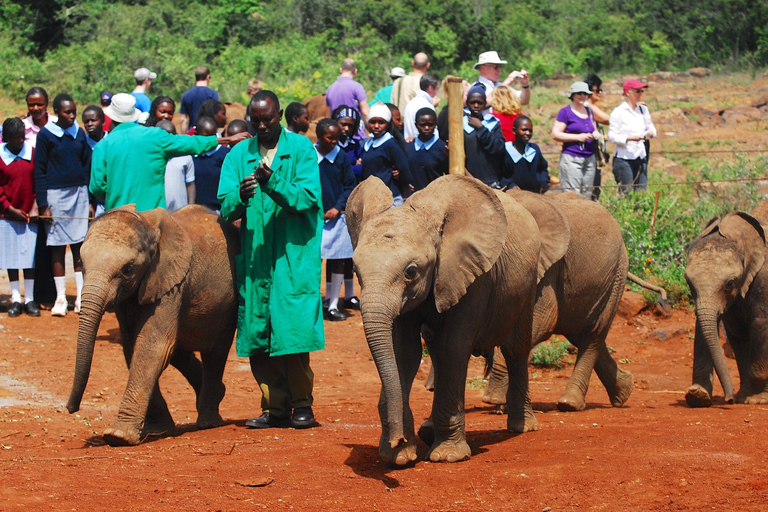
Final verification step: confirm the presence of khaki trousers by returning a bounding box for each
[249,352,314,418]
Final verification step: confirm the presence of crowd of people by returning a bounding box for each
[0,51,656,431]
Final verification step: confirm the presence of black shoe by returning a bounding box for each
[324,308,348,321]
[245,412,290,429]
[23,301,40,317]
[291,407,319,429]
[322,298,330,311]
[7,302,22,317]
[343,296,361,310]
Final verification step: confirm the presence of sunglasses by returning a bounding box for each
[486,64,502,70]
[631,89,645,94]
[591,88,603,93]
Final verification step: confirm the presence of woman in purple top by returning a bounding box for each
[551,81,602,199]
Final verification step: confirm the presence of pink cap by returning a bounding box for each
[623,79,648,94]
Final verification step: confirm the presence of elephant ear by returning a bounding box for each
[750,200,768,226]
[137,208,193,305]
[696,216,721,240]
[410,175,507,313]
[506,189,570,281]
[719,211,766,298]
[346,177,393,248]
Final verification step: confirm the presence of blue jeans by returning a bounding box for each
[613,157,647,194]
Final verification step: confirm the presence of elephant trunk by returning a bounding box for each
[66,279,110,414]
[360,296,406,449]
[695,303,734,403]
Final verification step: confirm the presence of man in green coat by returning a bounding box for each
[90,93,248,212]
[218,90,325,429]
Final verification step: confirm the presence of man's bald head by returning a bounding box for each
[413,53,430,71]
[341,58,357,73]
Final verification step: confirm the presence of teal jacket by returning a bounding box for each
[90,123,217,212]
[218,129,325,357]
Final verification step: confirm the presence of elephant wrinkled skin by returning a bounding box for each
[685,200,768,407]
[347,175,548,465]
[66,205,239,446]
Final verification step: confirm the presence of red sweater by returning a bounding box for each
[491,112,520,142]
[0,149,36,214]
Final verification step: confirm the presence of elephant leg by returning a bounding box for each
[685,324,715,407]
[593,336,634,408]
[103,318,177,446]
[197,338,232,429]
[482,347,509,405]
[557,334,599,412]
[501,341,537,433]
[379,314,422,466]
[171,349,203,396]
[735,321,768,404]
[144,384,176,435]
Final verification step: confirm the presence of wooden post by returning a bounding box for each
[649,190,661,238]
[447,77,465,175]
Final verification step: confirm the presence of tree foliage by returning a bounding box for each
[0,0,766,105]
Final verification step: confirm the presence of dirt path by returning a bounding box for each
[2,298,767,511]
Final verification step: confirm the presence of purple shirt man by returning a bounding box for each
[325,58,370,140]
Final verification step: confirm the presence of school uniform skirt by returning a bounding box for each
[321,213,353,260]
[0,218,38,269]
[46,185,89,246]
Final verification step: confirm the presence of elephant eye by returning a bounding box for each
[724,278,736,291]
[122,264,135,276]
[404,264,418,280]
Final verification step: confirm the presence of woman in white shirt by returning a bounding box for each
[608,79,657,194]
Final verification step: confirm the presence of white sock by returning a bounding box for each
[344,279,355,300]
[329,273,344,310]
[54,276,67,300]
[74,271,84,303]
[9,280,21,303]
[23,279,34,303]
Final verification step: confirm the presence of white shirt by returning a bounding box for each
[476,75,522,113]
[164,155,195,212]
[608,101,657,160]
[403,90,437,140]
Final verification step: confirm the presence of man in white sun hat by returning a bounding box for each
[473,51,531,109]
[90,93,250,212]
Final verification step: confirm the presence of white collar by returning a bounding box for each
[199,144,222,157]
[505,141,536,163]
[463,109,499,133]
[316,144,340,164]
[44,120,79,139]
[363,131,393,151]
[414,133,439,151]
[0,142,33,166]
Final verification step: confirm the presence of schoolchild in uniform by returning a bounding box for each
[463,85,507,188]
[315,118,356,321]
[81,105,108,217]
[192,116,230,214]
[501,115,550,193]
[0,118,40,317]
[406,107,448,191]
[332,105,363,180]
[360,102,413,206]
[34,93,91,317]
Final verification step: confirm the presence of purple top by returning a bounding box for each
[326,76,367,140]
[556,105,596,158]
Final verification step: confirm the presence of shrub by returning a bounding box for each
[530,336,571,369]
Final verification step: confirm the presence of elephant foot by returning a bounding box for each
[685,384,712,408]
[417,418,434,446]
[427,439,471,463]
[196,411,224,430]
[608,369,634,408]
[482,384,508,405]
[736,390,768,405]
[507,410,539,433]
[557,391,586,412]
[379,435,418,467]
[102,426,142,446]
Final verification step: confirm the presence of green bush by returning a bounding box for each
[530,336,571,369]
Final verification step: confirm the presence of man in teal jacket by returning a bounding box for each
[90,93,248,212]
[218,90,325,429]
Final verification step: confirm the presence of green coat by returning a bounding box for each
[90,123,217,212]
[218,129,325,357]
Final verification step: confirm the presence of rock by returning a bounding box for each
[687,67,712,78]
[752,95,768,109]
[688,104,723,117]
[650,327,688,341]
[539,79,565,88]
[618,290,648,318]
[647,71,675,81]
[721,105,764,124]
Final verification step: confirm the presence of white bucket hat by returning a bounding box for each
[474,51,508,69]
[569,81,592,98]
[104,93,140,123]
[368,102,392,123]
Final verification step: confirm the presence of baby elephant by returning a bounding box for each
[685,200,768,407]
[66,205,239,445]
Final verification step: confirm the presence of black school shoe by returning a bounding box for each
[343,296,361,310]
[24,301,40,317]
[7,302,22,317]
[245,412,291,429]
[291,407,319,429]
[324,308,348,321]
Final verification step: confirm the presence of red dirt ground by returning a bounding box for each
[2,293,767,511]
